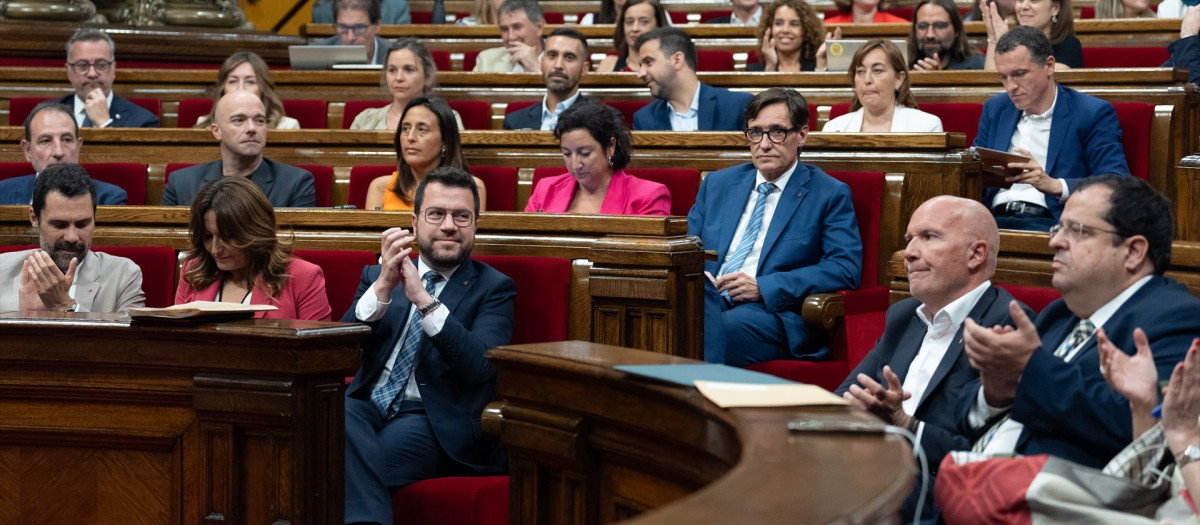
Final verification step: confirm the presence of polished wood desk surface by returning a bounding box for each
[488,341,915,524]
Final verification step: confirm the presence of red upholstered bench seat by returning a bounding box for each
[391,476,509,525]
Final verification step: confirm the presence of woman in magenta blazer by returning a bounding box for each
[526,100,671,215]
[174,177,332,321]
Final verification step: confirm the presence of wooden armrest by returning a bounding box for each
[482,400,506,437]
[801,293,844,330]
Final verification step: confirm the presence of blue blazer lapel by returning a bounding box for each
[697,83,717,131]
[995,102,1021,151]
[439,261,479,318]
[757,163,810,267]
[715,166,757,263]
[1044,84,1070,176]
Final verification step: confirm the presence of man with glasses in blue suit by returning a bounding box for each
[688,87,862,366]
[57,29,158,128]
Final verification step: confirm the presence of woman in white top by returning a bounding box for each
[823,39,943,133]
[196,51,299,129]
[350,39,464,131]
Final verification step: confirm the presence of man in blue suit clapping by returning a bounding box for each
[688,88,862,366]
[631,27,752,132]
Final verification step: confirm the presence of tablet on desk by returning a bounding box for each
[972,146,1031,189]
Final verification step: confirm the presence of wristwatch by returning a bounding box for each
[64,302,78,312]
[418,299,442,318]
[1176,444,1200,468]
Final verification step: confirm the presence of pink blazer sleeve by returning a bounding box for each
[626,178,672,216]
[275,259,332,321]
[173,258,219,305]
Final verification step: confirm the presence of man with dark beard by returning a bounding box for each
[503,27,592,130]
[341,166,516,525]
[0,163,144,313]
[908,0,984,71]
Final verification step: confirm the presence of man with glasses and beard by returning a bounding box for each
[688,87,861,366]
[503,27,593,130]
[311,0,394,66]
[0,163,145,313]
[908,0,984,71]
[342,167,516,525]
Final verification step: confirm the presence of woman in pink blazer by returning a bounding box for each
[525,100,671,215]
[174,177,332,321]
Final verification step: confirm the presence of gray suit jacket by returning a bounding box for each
[160,158,315,207]
[0,249,145,313]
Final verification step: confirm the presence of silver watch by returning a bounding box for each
[1176,444,1200,469]
[64,302,78,312]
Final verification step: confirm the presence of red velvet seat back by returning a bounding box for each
[668,10,688,23]
[447,100,491,130]
[347,165,396,209]
[469,165,519,211]
[294,249,378,319]
[93,245,177,308]
[431,50,452,71]
[294,164,334,207]
[392,476,509,525]
[699,9,732,22]
[177,98,213,128]
[342,100,391,129]
[697,50,734,72]
[829,102,851,121]
[463,50,480,71]
[827,171,884,288]
[997,284,1061,314]
[1112,101,1154,181]
[281,99,328,129]
[473,255,571,344]
[543,11,564,23]
[0,162,147,204]
[1082,46,1170,68]
[917,102,983,146]
[410,10,432,22]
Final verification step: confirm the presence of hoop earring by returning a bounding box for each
[1051,14,1058,22]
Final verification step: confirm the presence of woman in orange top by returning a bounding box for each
[364,97,487,211]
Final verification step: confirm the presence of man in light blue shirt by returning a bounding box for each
[503,28,592,130]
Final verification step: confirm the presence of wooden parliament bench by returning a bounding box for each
[0,314,368,524]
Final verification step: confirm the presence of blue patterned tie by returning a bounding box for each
[720,182,776,277]
[1055,319,1096,359]
[371,270,443,419]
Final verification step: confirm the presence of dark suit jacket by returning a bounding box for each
[0,174,127,205]
[633,82,752,131]
[160,158,315,207]
[957,275,1200,468]
[502,95,592,130]
[974,84,1129,218]
[837,286,1027,468]
[342,259,516,471]
[687,161,862,357]
[1165,35,1200,85]
[56,93,159,128]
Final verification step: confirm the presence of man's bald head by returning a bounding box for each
[211,90,267,162]
[904,196,999,314]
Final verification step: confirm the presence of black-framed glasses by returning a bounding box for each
[335,23,371,35]
[67,59,113,73]
[421,207,475,227]
[744,127,796,144]
[1049,219,1122,241]
[915,21,951,31]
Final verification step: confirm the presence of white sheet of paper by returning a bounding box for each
[694,380,848,408]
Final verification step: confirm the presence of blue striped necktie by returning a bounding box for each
[371,270,442,419]
[720,181,776,276]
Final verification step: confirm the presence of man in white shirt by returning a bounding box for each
[502,28,591,130]
[56,29,158,128]
[836,196,1027,522]
[0,163,144,314]
[961,175,1200,469]
[342,167,516,525]
[704,0,762,25]
[473,0,544,72]
[974,26,1128,231]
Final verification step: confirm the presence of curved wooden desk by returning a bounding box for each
[486,341,914,524]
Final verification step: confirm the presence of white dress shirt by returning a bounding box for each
[721,161,796,279]
[728,5,762,25]
[540,91,581,131]
[970,274,1153,454]
[991,89,1071,209]
[903,281,992,417]
[355,258,456,403]
[73,91,115,128]
[668,83,702,131]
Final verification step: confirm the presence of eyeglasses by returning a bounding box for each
[1049,219,1122,241]
[915,21,951,31]
[421,207,475,227]
[744,127,796,144]
[66,59,113,74]
[335,23,371,35]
